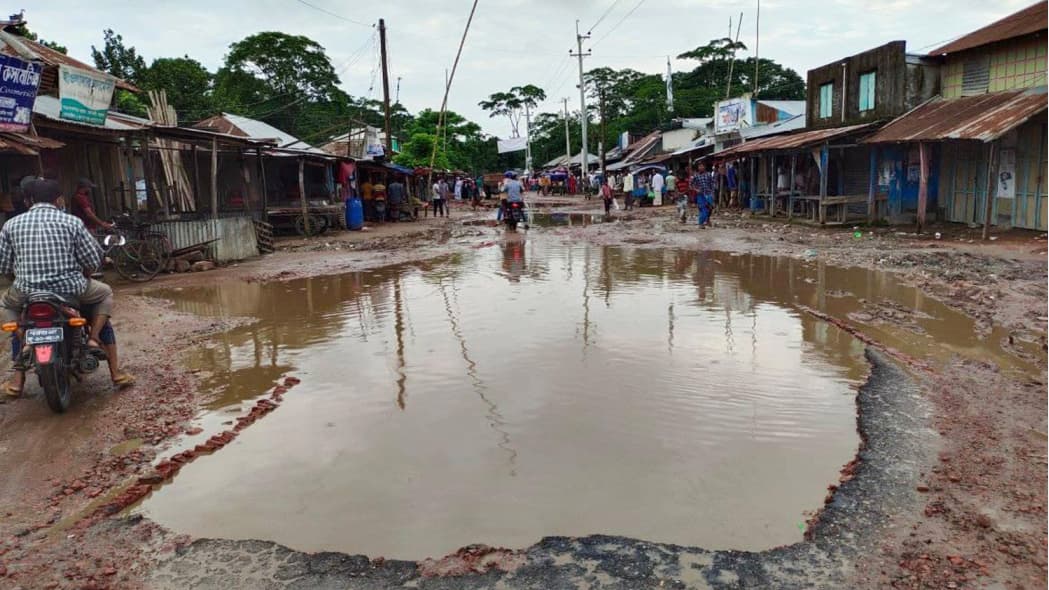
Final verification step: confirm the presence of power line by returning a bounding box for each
[293,0,373,27]
[587,0,622,34]
[591,0,648,49]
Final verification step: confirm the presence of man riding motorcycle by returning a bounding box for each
[0,178,134,397]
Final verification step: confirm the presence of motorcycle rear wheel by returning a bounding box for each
[39,363,71,413]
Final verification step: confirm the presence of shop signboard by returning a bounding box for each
[0,54,42,132]
[58,64,116,126]
[715,97,752,134]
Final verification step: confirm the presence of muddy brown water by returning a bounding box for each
[136,239,1035,560]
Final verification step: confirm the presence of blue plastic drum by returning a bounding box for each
[346,196,364,230]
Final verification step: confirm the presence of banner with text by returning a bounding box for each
[0,55,42,132]
[58,65,116,126]
[497,136,527,154]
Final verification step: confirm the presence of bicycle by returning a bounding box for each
[105,216,173,282]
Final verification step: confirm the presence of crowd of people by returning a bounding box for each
[596,161,739,228]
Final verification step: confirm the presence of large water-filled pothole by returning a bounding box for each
[139,241,879,559]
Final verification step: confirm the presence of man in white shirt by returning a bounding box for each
[651,171,665,206]
[623,171,635,210]
[454,177,463,201]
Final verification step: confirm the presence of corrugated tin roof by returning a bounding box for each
[931,1,1047,55]
[863,87,1047,143]
[717,123,876,157]
[740,113,806,139]
[0,31,138,91]
[0,132,63,155]
[756,100,806,117]
[194,113,329,155]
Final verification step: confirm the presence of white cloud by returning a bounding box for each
[25,0,1033,137]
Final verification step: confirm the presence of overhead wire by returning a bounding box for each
[586,0,623,34]
[292,0,373,27]
[591,0,649,49]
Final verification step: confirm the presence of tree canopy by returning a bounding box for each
[478,85,546,138]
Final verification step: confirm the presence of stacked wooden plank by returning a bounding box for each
[146,90,196,212]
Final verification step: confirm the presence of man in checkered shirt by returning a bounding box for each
[0,178,133,395]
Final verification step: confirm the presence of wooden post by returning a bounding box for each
[788,153,796,220]
[818,144,829,224]
[981,141,999,240]
[917,141,929,233]
[298,157,310,235]
[868,146,878,223]
[257,147,268,216]
[748,155,756,210]
[767,155,774,216]
[191,144,201,211]
[210,138,219,220]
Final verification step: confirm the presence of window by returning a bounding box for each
[961,56,990,96]
[859,71,877,112]
[819,83,833,118]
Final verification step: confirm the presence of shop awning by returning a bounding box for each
[863,87,1048,144]
[716,123,876,157]
[0,133,64,155]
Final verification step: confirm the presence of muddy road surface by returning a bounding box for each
[0,202,1043,589]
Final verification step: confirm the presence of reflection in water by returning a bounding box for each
[439,279,518,475]
[393,278,407,410]
[139,239,1040,560]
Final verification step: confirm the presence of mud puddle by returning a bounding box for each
[135,239,1033,560]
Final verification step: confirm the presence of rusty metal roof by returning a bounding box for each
[931,1,1047,55]
[863,87,1047,143]
[716,123,876,157]
[0,32,138,92]
[0,133,63,155]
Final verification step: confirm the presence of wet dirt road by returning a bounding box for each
[138,242,867,559]
[0,203,1043,589]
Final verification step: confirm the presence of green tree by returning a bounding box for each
[140,56,213,123]
[478,84,546,137]
[212,32,344,139]
[91,29,146,83]
[90,29,148,117]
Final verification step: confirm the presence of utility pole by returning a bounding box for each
[599,87,607,182]
[378,18,393,154]
[563,97,571,163]
[570,21,591,180]
[754,0,761,95]
[524,102,533,172]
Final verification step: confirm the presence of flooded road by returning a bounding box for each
[136,239,947,560]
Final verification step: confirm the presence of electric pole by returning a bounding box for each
[599,87,607,183]
[524,102,533,172]
[379,18,393,155]
[570,21,591,180]
[563,98,571,164]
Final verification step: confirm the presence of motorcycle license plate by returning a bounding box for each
[26,327,63,345]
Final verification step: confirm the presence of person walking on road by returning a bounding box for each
[650,170,665,206]
[454,177,463,201]
[691,162,715,228]
[601,181,614,215]
[623,171,635,210]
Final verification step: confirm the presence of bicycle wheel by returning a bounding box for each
[114,240,164,282]
[142,231,173,273]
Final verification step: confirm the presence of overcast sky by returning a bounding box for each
[28,0,1036,138]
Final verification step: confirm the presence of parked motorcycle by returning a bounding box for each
[504,200,528,231]
[2,235,124,413]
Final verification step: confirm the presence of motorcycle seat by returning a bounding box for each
[26,291,78,308]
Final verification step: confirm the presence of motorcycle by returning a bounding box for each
[2,235,124,413]
[504,200,528,231]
